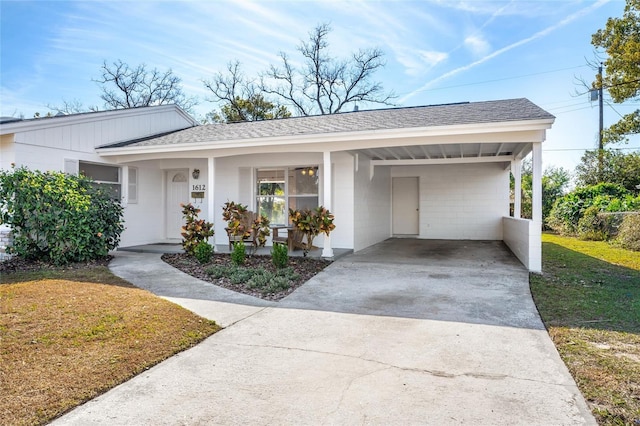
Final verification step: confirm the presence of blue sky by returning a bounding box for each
[1,0,638,173]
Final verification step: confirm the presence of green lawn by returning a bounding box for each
[530,233,640,425]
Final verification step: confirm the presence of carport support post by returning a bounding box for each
[207,157,216,251]
[322,151,334,258]
[511,159,521,218]
[531,142,542,272]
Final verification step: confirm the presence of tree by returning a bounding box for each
[202,61,291,123]
[206,95,291,123]
[95,60,197,113]
[261,23,395,116]
[592,0,640,143]
[575,149,640,194]
[511,159,570,223]
[46,99,98,115]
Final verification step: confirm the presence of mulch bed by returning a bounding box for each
[162,253,332,301]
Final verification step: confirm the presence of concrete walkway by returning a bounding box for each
[54,240,595,425]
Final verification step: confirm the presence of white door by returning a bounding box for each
[166,169,189,239]
[392,177,419,235]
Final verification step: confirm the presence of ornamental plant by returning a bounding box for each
[180,203,214,256]
[222,201,271,249]
[289,206,336,257]
[271,242,288,269]
[0,166,124,264]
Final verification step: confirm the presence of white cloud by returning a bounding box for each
[399,0,612,104]
[464,35,491,57]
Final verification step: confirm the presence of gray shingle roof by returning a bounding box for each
[102,98,554,149]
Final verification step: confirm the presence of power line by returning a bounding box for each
[543,146,640,152]
[400,64,589,97]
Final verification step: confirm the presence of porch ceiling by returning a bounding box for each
[351,141,531,165]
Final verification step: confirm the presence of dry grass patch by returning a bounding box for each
[531,233,640,425]
[0,265,220,426]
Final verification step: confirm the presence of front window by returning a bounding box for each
[256,166,319,225]
[79,161,121,199]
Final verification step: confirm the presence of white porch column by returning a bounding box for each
[511,159,521,219]
[530,142,543,272]
[322,151,334,258]
[207,157,216,249]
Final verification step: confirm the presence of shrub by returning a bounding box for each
[222,201,271,248]
[577,206,608,241]
[205,264,232,279]
[229,267,253,284]
[194,241,213,264]
[246,269,275,289]
[180,203,214,256]
[231,241,246,266]
[0,166,124,264]
[547,183,637,236]
[289,206,336,256]
[617,213,640,251]
[271,242,288,269]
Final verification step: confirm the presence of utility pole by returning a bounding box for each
[597,64,604,179]
[598,64,604,151]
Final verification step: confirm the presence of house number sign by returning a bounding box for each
[192,184,206,191]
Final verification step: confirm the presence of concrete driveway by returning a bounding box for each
[54,239,595,425]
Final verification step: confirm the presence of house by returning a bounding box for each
[0,99,554,271]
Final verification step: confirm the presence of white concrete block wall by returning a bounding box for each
[502,217,531,268]
[353,155,391,251]
[0,225,13,261]
[391,163,510,240]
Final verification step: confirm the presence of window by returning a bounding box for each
[128,167,138,204]
[257,169,286,224]
[256,166,319,225]
[79,161,121,199]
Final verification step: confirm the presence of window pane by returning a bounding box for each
[289,167,318,195]
[289,196,318,212]
[258,195,286,224]
[79,162,119,183]
[257,169,286,224]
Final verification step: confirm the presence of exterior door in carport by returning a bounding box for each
[392,177,419,235]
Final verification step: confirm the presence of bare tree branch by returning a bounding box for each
[93,60,197,113]
[261,23,395,115]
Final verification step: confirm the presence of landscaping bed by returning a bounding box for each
[162,252,332,301]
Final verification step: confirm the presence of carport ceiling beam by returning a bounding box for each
[372,155,515,166]
[478,143,483,157]
[419,145,431,159]
[513,143,530,159]
[401,146,416,159]
[365,149,384,160]
[384,148,401,160]
[496,143,505,156]
[439,144,447,159]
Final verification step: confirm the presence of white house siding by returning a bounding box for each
[391,163,509,240]
[118,158,208,247]
[0,134,15,170]
[353,155,391,251]
[212,152,354,250]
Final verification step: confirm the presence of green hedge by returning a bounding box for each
[0,166,124,264]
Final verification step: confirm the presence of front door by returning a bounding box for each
[166,169,189,239]
[392,177,419,235]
